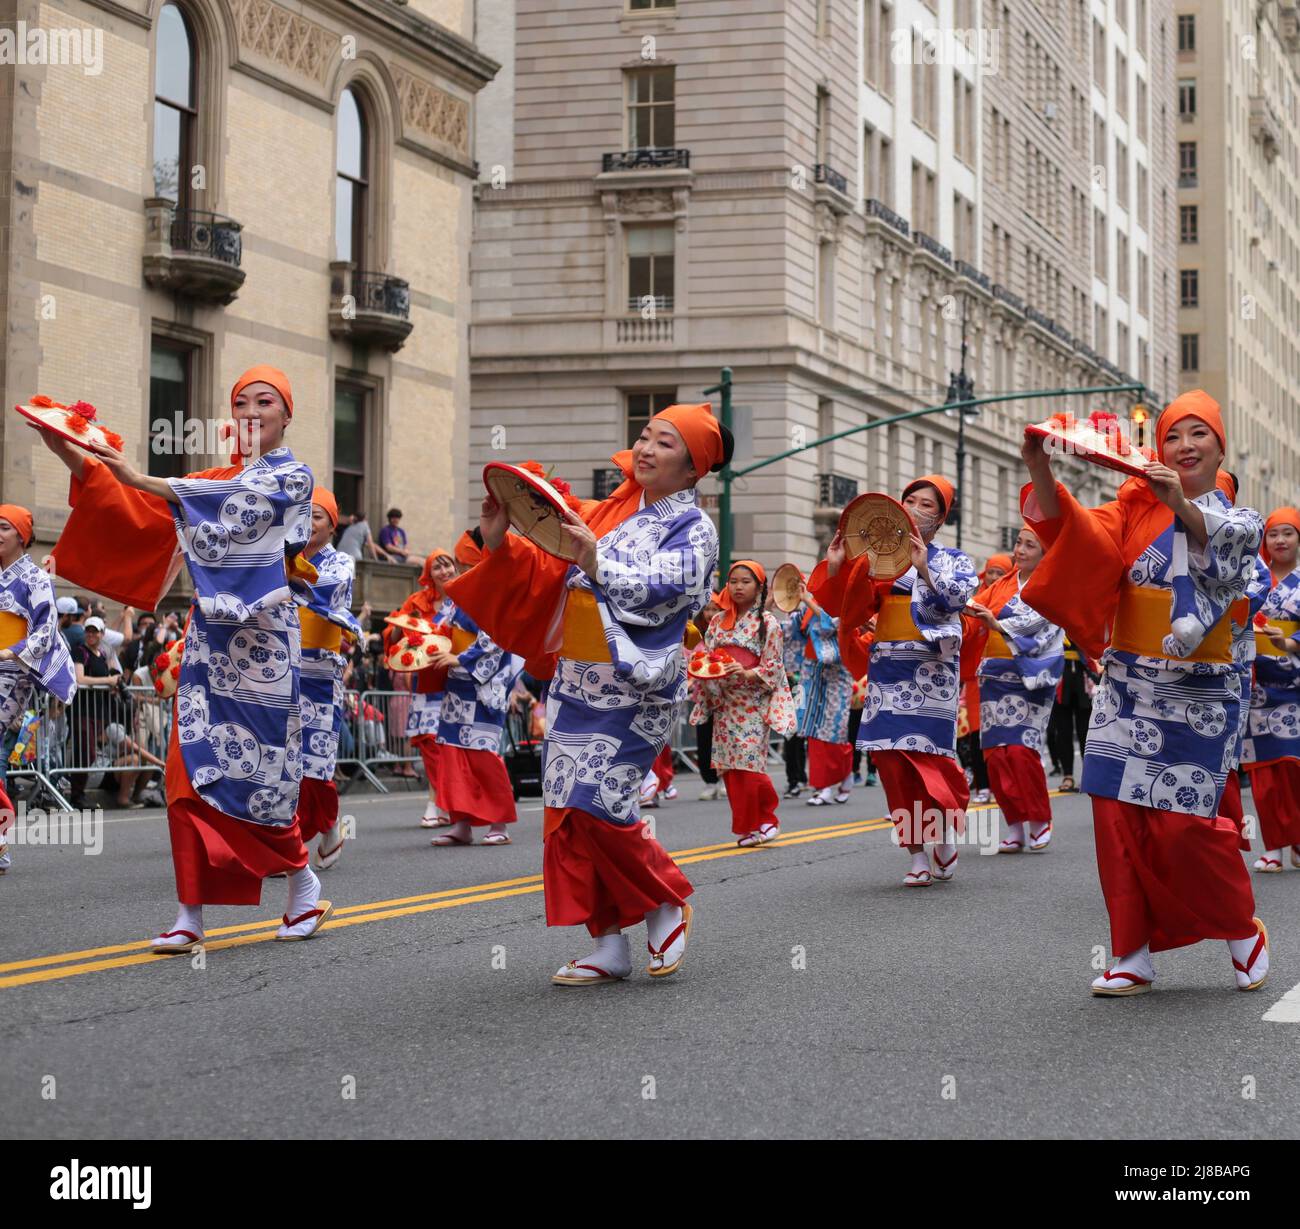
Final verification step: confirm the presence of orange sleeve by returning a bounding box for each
[49,457,181,609]
[837,625,873,681]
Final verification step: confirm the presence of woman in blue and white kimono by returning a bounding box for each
[40,366,332,951]
[0,503,77,873]
[810,474,978,887]
[965,526,1065,853]
[796,602,857,806]
[294,488,363,871]
[449,403,727,986]
[429,530,523,848]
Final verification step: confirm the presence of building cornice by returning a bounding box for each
[332,0,499,91]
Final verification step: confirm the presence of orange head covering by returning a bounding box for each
[1262,507,1300,566]
[1155,389,1225,462]
[311,488,338,529]
[0,504,34,548]
[454,530,484,568]
[230,365,294,418]
[650,403,726,479]
[901,474,955,522]
[714,559,766,630]
[980,553,1013,582]
[419,548,454,589]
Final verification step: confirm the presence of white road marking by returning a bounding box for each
[1262,979,1300,1022]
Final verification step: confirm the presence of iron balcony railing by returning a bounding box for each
[813,163,849,193]
[352,271,411,318]
[864,197,910,236]
[626,293,673,313]
[955,259,991,291]
[914,231,953,264]
[992,283,1025,313]
[170,209,242,266]
[602,148,691,172]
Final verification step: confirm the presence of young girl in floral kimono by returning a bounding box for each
[1021,390,1270,996]
[690,560,795,846]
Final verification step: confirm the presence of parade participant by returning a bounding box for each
[964,528,1065,854]
[1220,546,1269,856]
[390,548,456,828]
[795,592,856,807]
[448,402,726,984]
[690,561,795,845]
[1020,390,1269,995]
[38,366,332,950]
[962,554,1009,803]
[0,504,77,873]
[294,488,362,871]
[692,600,726,801]
[809,475,978,887]
[778,585,810,798]
[1242,506,1300,872]
[1047,637,1095,792]
[428,530,522,848]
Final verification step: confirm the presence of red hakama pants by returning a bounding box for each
[1218,770,1252,852]
[294,776,339,842]
[722,768,779,835]
[652,744,675,791]
[808,738,853,790]
[436,744,517,826]
[165,727,307,906]
[543,806,693,936]
[1244,760,1300,850]
[873,749,969,848]
[984,744,1052,823]
[412,733,440,796]
[1092,796,1257,955]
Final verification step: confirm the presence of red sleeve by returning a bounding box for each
[49,457,180,609]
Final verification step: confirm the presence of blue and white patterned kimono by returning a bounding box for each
[0,556,77,727]
[1242,566,1300,767]
[405,596,455,739]
[859,543,978,758]
[543,489,717,825]
[297,544,362,781]
[1230,556,1271,769]
[170,447,313,824]
[977,582,1065,753]
[436,606,521,752]
[1082,491,1262,816]
[796,609,855,743]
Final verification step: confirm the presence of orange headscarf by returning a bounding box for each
[311,488,338,529]
[230,365,294,418]
[1262,507,1300,566]
[901,473,955,520]
[1154,389,1224,462]
[0,504,34,547]
[419,548,453,589]
[454,530,484,568]
[980,553,1013,582]
[650,402,725,478]
[714,559,766,630]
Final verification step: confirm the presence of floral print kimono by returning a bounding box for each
[689,607,795,771]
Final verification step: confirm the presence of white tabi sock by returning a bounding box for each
[1003,821,1027,846]
[1227,924,1269,989]
[286,866,321,919]
[909,849,931,876]
[557,932,631,980]
[423,800,439,821]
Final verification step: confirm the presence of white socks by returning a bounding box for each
[556,932,632,980]
[152,903,204,948]
[645,902,686,965]
[423,800,439,821]
[1228,924,1269,990]
[1004,821,1026,846]
[909,849,930,876]
[286,866,321,917]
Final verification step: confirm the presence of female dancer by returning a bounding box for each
[428,530,521,848]
[964,527,1064,853]
[810,474,978,886]
[39,366,331,949]
[295,488,362,870]
[778,583,810,798]
[1021,390,1269,995]
[447,402,726,984]
[795,593,856,807]
[963,554,1009,802]
[391,548,457,828]
[1242,507,1300,872]
[690,560,795,845]
[0,504,77,873]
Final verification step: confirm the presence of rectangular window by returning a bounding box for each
[1117,232,1129,299]
[1178,78,1196,118]
[815,87,829,165]
[1180,332,1200,371]
[626,68,674,148]
[333,381,370,523]
[1179,140,1198,185]
[1137,162,1148,218]
[1138,250,1149,313]
[629,0,676,8]
[1177,13,1195,53]
[148,338,194,481]
[1093,19,1106,89]
[625,391,676,447]
[1136,76,1147,142]
[1094,207,1107,279]
[1115,139,1128,210]
[1180,204,1199,243]
[1180,268,1200,307]
[1093,114,1106,168]
[1136,0,1147,55]
[626,224,674,312]
[1116,50,1127,117]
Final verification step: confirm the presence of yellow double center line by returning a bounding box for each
[0,814,894,990]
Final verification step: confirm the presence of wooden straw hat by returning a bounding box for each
[837,493,917,581]
[771,563,804,613]
[14,396,125,453]
[482,462,578,561]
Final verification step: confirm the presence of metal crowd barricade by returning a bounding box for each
[350,688,425,793]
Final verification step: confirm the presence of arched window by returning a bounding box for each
[335,88,368,266]
[153,4,196,205]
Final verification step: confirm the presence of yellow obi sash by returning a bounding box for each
[0,611,29,651]
[1063,648,1081,661]
[982,629,1013,659]
[1111,584,1232,664]
[560,589,612,663]
[298,608,342,652]
[875,594,925,643]
[1255,619,1300,658]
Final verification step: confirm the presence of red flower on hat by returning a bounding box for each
[170,664,180,678]
[102,429,125,451]
[65,414,89,435]
[1255,612,1268,629]
[30,395,65,409]
[69,401,98,421]
[400,651,415,666]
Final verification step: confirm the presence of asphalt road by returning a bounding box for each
[3,770,1299,1140]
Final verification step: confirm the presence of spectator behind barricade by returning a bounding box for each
[68,616,125,805]
[56,596,84,653]
[121,612,159,675]
[337,512,392,562]
[377,509,410,562]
